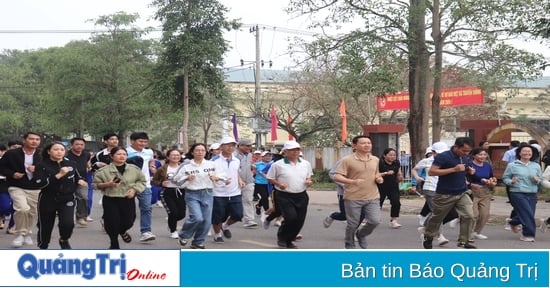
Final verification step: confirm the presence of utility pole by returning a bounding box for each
[251,25,262,147]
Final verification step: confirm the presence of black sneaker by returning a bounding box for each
[222,228,232,239]
[422,236,433,249]
[277,240,287,248]
[286,242,298,249]
[457,242,477,249]
[59,239,71,249]
[190,243,205,249]
[213,236,224,243]
[255,205,261,215]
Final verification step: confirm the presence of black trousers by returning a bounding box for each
[160,188,186,233]
[37,193,75,249]
[379,186,401,218]
[103,195,136,249]
[274,190,308,244]
[254,184,269,211]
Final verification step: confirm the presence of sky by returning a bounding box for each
[0,0,548,74]
[0,0,316,71]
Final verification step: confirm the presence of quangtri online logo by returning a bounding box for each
[6,250,180,287]
[18,253,129,280]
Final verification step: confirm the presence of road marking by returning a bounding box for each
[239,239,277,248]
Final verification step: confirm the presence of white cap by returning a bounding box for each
[261,151,271,156]
[431,142,449,153]
[209,143,220,150]
[253,150,262,154]
[220,136,237,145]
[425,147,433,155]
[531,143,542,152]
[283,140,301,150]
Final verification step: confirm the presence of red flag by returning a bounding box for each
[287,116,294,140]
[270,105,278,141]
[339,99,347,142]
[231,113,239,141]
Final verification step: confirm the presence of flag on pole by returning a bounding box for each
[231,113,239,141]
[287,116,294,140]
[339,99,347,142]
[270,105,278,141]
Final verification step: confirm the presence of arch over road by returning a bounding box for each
[486,122,550,151]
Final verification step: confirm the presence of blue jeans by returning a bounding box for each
[179,189,213,245]
[509,192,537,238]
[137,187,152,234]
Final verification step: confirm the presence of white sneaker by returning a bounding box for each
[472,232,488,240]
[12,235,24,248]
[24,235,33,245]
[504,217,512,230]
[520,236,535,242]
[323,216,334,228]
[139,232,156,242]
[86,216,94,222]
[243,221,258,228]
[390,220,402,229]
[170,231,179,239]
[448,218,459,228]
[417,227,425,242]
[437,234,449,246]
[154,201,164,208]
[274,219,282,227]
[417,215,426,226]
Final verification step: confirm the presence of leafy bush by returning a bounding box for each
[312,169,332,183]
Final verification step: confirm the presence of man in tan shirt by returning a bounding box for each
[334,135,384,249]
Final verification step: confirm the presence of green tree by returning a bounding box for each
[0,50,49,142]
[287,0,545,162]
[151,0,239,151]
[40,12,160,141]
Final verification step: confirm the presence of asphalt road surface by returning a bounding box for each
[1,192,549,250]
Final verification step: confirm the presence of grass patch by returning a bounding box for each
[312,182,337,190]
[493,185,550,200]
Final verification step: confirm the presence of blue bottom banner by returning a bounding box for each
[180,249,549,287]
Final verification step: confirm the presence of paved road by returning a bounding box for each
[2,191,550,249]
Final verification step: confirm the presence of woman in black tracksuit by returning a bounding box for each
[34,142,87,249]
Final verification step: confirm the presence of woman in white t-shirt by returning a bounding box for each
[172,143,225,249]
[152,148,187,239]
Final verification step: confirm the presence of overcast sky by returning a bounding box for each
[1,0,548,75]
[0,0,317,70]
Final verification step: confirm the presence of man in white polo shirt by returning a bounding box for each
[266,140,313,249]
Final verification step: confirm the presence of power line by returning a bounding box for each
[0,28,163,34]
[240,24,321,37]
[0,24,320,37]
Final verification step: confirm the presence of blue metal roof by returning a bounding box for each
[513,76,550,88]
[223,68,292,83]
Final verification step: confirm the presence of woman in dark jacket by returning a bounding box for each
[34,142,87,249]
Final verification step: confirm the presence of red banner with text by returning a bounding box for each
[376,86,483,111]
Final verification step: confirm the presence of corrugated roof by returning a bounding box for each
[224,68,292,83]
[511,76,550,88]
